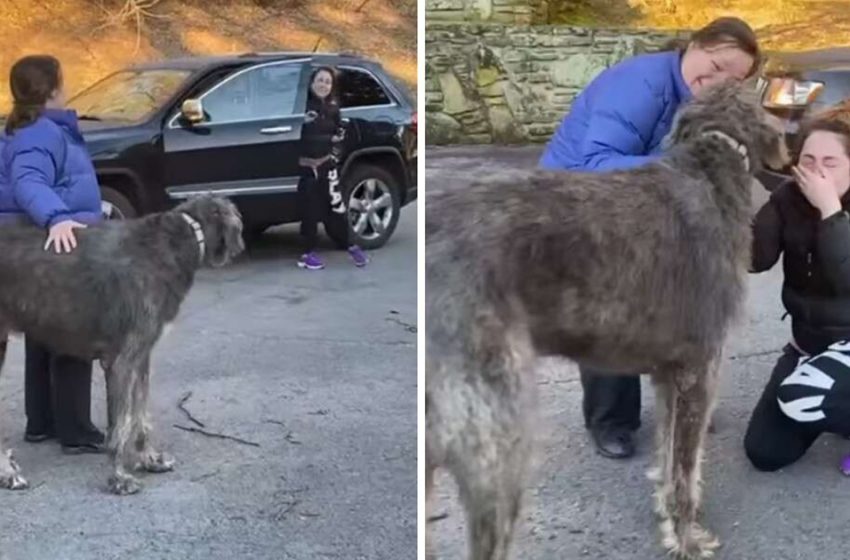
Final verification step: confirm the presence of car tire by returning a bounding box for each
[101,186,137,220]
[324,163,401,250]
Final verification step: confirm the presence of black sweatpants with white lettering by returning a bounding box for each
[744,343,850,471]
[298,161,347,253]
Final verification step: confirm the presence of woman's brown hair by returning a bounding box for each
[662,17,762,78]
[6,55,62,135]
[793,115,850,163]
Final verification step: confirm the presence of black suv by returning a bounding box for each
[65,52,417,249]
[756,48,850,191]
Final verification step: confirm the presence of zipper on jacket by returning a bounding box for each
[807,252,812,277]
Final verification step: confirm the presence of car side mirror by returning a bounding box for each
[181,99,205,125]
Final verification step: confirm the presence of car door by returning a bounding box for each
[336,65,403,149]
[162,59,310,205]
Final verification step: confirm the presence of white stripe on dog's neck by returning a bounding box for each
[702,130,750,172]
[180,213,205,262]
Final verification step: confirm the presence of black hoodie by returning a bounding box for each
[752,179,850,353]
[300,95,341,160]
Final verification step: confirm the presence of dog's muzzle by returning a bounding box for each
[181,213,206,262]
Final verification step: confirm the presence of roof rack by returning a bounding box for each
[238,50,369,59]
[239,51,345,58]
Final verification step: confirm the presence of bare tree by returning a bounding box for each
[94,0,169,52]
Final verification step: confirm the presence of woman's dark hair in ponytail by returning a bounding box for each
[6,55,62,135]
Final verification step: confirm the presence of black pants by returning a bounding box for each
[298,162,347,253]
[25,337,98,445]
[744,343,850,471]
[580,366,641,432]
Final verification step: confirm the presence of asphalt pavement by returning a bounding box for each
[0,203,418,560]
[426,145,850,560]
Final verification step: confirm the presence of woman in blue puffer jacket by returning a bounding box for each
[0,55,105,454]
[539,17,761,461]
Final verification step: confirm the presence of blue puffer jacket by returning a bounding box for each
[0,109,101,228]
[539,50,693,172]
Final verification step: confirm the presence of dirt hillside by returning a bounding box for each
[554,0,850,51]
[0,0,416,109]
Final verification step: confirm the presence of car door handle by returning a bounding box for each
[260,126,293,134]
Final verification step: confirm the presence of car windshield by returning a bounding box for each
[67,69,192,122]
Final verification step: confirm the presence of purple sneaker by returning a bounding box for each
[298,252,324,270]
[348,245,369,267]
[841,454,850,476]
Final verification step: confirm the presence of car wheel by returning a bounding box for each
[101,186,137,220]
[325,164,401,250]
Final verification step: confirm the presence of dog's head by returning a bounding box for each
[665,81,789,173]
[175,195,245,267]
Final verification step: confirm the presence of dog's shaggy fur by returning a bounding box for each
[0,195,244,495]
[425,83,788,559]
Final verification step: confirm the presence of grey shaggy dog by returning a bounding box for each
[0,195,244,495]
[425,82,788,560]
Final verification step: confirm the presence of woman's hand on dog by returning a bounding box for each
[45,220,87,254]
[793,164,843,219]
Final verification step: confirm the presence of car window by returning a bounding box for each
[202,63,302,123]
[67,69,191,122]
[337,68,392,109]
[386,72,416,105]
[807,71,850,113]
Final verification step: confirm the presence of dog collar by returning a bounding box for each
[702,130,750,172]
[180,213,205,262]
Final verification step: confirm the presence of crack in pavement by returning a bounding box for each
[728,348,782,361]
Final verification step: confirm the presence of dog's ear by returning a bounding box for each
[208,200,245,267]
[664,105,698,147]
[668,82,746,142]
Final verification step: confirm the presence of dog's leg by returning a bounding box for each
[105,357,143,495]
[425,449,437,560]
[454,405,529,560]
[0,336,27,490]
[102,358,118,433]
[450,342,534,560]
[133,354,174,474]
[659,359,721,560]
[648,374,674,519]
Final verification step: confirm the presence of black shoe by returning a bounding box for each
[61,441,106,455]
[590,428,636,459]
[24,431,55,443]
[24,425,56,443]
[81,426,106,445]
[61,425,107,455]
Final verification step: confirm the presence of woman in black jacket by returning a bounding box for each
[296,66,368,270]
[745,117,850,472]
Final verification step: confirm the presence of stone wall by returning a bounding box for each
[426,0,547,24]
[425,23,689,145]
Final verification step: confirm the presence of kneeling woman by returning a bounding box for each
[745,117,850,472]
